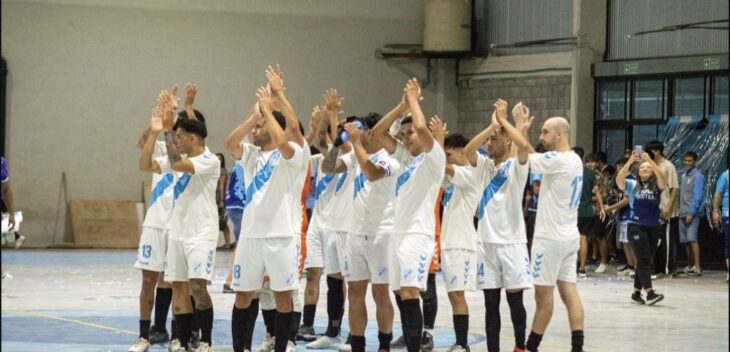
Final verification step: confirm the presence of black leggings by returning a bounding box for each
[628,223,663,291]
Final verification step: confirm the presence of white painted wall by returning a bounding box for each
[2,0,462,246]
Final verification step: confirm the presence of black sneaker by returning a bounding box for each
[390,335,406,348]
[646,290,664,306]
[421,331,434,352]
[222,283,235,294]
[630,292,646,305]
[297,324,317,342]
[148,326,169,344]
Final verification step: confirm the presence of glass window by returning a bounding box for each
[597,128,627,165]
[597,81,626,120]
[673,78,705,117]
[632,124,658,146]
[633,80,666,120]
[713,76,729,115]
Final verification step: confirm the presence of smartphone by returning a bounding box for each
[634,145,643,159]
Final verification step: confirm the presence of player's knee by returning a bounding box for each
[141,271,158,287]
[347,282,368,299]
[307,268,322,282]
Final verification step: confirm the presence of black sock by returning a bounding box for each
[190,296,199,337]
[378,331,393,351]
[175,313,193,349]
[453,314,469,349]
[484,289,501,352]
[140,319,151,339]
[394,292,406,337]
[303,304,317,327]
[154,287,172,332]
[526,331,543,352]
[326,276,344,337]
[402,299,423,352]
[232,306,249,352]
[14,232,20,240]
[571,330,584,352]
[275,311,293,352]
[506,290,527,349]
[197,307,214,344]
[262,309,276,336]
[171,318,178,340]
[351,335,366,352]
[421,273,438,329]
[290,311,302,342]
[246,300,260,349]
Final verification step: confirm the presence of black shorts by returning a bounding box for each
[592,216,610,238]
[578,216,597,237]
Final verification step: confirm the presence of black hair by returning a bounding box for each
[177,109,206,125]
[345,115,362,124]
[683,151,698,161]
[444,134,469,149]
[362,112,382,129]
[572,146,585,159]
[175,117,207,139]
[616,156,629,166]
[585,152,601,163]
[309,144,321,156]
[272,110,287,130]
[597,151,608,164]
[645,140,664,156]
[401,116,413,125]
[215,152,226,169]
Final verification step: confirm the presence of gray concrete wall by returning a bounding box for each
[2,0,458,247]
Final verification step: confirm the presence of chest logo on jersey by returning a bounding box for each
[477,159,512,220]
[243,150,282,208]
[395,153,426,196]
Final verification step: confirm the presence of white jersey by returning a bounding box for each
[477,157,529,244]
[144,140,175,229]
[308,154,338,230]
[441,164,481,250]
[344,148,400,236]
[324,151,358,232]
[239,142,306,238]
[292,142,311,233]
[392,141,446,236]
[528,151,583,241]
[158,147,220,241]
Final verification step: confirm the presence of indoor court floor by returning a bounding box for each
[1,249,728,352]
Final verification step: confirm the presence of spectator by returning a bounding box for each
[586,152,612,273]
[679,151,705,276]
[524,144,546,253]
[645,140,680,277]
[1,156,25,248]
[223,158,245,294]
[616,151,666,306]
[712,168,729,282]
[216,153,232,250]
[573,147,606,278]
[605,157,635,276]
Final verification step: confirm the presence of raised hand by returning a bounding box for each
[428,115,448,139]
[511,102,534,134]
[310,105,324,130]
[256,86,273,113]
[404,78,422,104]
[494,99,509,124]
[266,65,285,94]
[150,106,164,133]
[323,89,344,115]
[343,123,362,145]
[184,83,197,110]
[159,90,177,130]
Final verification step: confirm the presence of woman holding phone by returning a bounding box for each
[616,149,667,305]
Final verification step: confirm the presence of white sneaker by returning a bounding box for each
[651,274,658,280]
[338,341,352,352]
[286,341,299,352]
[682,265,692,274]
[595,263,607,273]
[128,337,151,352]
[1,272,12,292]
[258,333,275,352]
[168,338,184,352]
[446,345,468,352]
[306,336,342,350]
[14,234,26,249]
[195,342,211,352]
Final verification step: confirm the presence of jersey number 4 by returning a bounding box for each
[569,176,583,209]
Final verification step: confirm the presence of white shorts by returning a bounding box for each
[477,243,532,290]
[344,234,390,284]
[441,249,477,292]
[388,233,435,291]
[530,237,580,286]
[304,227,329,270]
[618,221,628,243]
[134,226,168,272]
[327,231,348,275]
[232,237,300,292]
[259,281,302,311]
[164,236,217,283]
